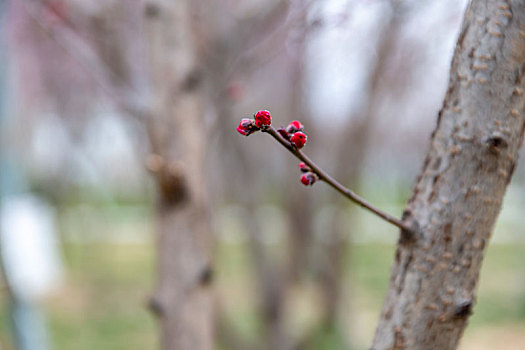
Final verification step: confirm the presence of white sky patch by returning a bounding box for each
[306,0,387,122]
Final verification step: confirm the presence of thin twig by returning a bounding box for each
[21,1,152,124]
[262,126,414,234]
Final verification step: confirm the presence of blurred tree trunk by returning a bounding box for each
[372,1,525,349]
[143,2,214,350]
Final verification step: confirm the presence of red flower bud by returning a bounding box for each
[236,118,259,136]
[298,162,309,172]
[300,172,316,186]
[254,110,271,128]
[286,120,304,133]
[290,132,307,149]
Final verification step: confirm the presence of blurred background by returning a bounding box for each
[2,0,525,349]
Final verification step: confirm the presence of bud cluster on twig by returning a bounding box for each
[237,110,313,185]
[236,110,414,235]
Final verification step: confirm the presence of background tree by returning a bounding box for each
[142,1,214,349]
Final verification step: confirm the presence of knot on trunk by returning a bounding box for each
[199,264,214,286]
[453,299,473,319]
[147,295,166,318]
[400,209,422,244]
[483,132,508,151]
[146,154,188,206]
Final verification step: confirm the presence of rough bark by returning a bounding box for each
[372,1,525,349]
[143,1,213,350]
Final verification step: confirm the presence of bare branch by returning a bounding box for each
[21,1,149,122]
[260,126,414,235]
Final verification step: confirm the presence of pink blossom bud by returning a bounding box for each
[290,132,307,149]
[286,120,304,133]
[298,162,310,172]
[254,110,271,128]
[236,118,259,136]
[300,172,316,186]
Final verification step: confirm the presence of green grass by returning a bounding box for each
[350,244,396,300]
[48,243,157,350]
[469,244,525,325]
[0,240,523,350]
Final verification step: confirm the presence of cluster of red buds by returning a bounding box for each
[236,111,412,233]
[277,120,308,149]
[236,110,308,150]
[298,162,317,186]
[236,110,272,136]
[237,110,313,186]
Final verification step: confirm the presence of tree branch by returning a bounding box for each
[261,126,414,235]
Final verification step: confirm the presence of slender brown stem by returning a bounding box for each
[262,126,414,234]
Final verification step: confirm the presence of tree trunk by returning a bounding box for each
[143,2,213,350]
[372,1,525,349]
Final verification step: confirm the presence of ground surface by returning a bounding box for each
[0,240,523,350]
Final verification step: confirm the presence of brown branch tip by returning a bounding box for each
[236,110,415,235]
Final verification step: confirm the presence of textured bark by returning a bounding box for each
[143,1,213,350]
[372,1,525,349]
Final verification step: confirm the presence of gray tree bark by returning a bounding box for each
[372,1,525,349]
[143,1,214,350]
